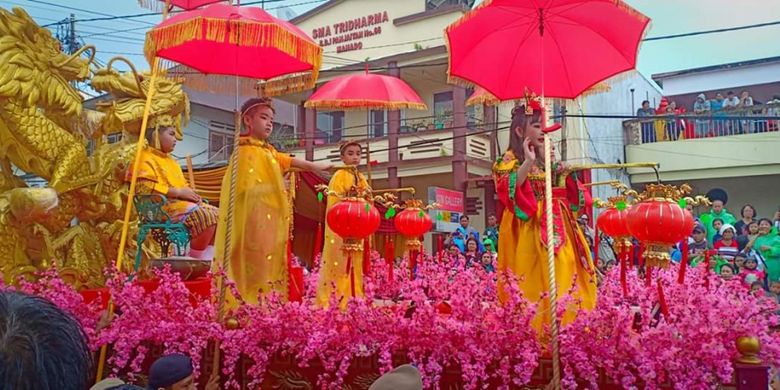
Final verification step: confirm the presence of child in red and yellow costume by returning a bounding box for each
[492,96,596,328]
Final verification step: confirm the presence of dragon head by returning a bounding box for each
[0,7,94,117]
[92,58,189,140]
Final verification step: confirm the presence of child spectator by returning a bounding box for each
[719,263,737,281]
[750,281,765,297]
[480,252,496,273]
[740,255,766,288]
[711,218,724,243]
[713,224,739,261]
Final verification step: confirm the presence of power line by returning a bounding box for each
[643,20,780,42]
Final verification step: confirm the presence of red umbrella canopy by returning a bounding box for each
[445,0,649,100]
[304,73,427,111]
[145,3,322,91]
[138,0,225,11]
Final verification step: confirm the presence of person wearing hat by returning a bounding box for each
[713,224,739,261]
[693,93,711,138]
[127,123,220,260]
[369,364,423,390]
[701,190,737,244]
[215,97,333,305]
[146,354,218,390]
[492,92,596,330]
[316,140,370,308]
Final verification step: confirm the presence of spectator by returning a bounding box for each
[448,215,484,253]
[687,224,710,259]
[750,281,765,296]
[636,100,656,143]
[734,253,746,273]
[711,218,724,243]
[654,98,669,141]
[664,103,680,141]
[734,204,757,236]
[463,237,480,268]
[739,90,755,133]
[483,214,499,251]
[693,93,711,138]
[369,364,423,390]
[480,252,496,273]
[714,224,739,261]
[577,214,594,240]
[766,94,780,132]
[710,92,726,135]
[702,199,737,243]
[719,263,737,280]
[751,218,780,283]
[0,291,92,390]
[767,280,780,309]
[722,91,741,135]
[147,354,219,390]
[740,255,766,288]
[738,220,761,251]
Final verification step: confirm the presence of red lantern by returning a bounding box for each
[327,198,381,251]
[626,185,695,268]
[394,207,433,250]
[596,196,632,253]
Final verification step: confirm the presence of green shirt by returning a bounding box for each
[704,209,737,242]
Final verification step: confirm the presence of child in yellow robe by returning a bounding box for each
[492,101,597,330]
[128,126,219,260]
[215,98,332,305]
[316,141,370,308]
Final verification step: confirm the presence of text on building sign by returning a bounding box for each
[311,11,389,53]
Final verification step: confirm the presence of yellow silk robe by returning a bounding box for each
[493,154,597,330]
[215,137,292,306]
[316,168,369,308]
[130,147,191,217]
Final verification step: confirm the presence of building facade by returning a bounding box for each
[623,57,780,218]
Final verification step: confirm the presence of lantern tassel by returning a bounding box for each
[363,237,371,276]
[620,247,628,297]
[436,234,444,262]
[346,252,356,298]
[593,227,599,268]
[409,249,417,280]
[637,242,645,269]
[657,277,669,317]
[385,236,394,283]
[645,265,652,287]
[704,249,711,288]
[678,239,688,284]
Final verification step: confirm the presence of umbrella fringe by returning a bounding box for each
[304,99,427,111]
[613,0,651,24]
[167,65,317,97]
[145,16,322,88]
[443,0,494,34]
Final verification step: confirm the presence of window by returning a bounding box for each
[465,87,477,132]
[107,133,123,144]
[552,99,566,127]
[208,120,235,162]
[316,111,344,144]
[370,109,386,137]
[433,91,453,129]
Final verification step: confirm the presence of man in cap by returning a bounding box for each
[146,354,218,390]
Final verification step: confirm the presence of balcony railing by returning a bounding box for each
[623,102,780,145]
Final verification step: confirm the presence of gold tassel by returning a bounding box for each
[304,99,427,111]
[153,125,161,149]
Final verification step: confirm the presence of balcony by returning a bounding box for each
[285,126,495,179]
[622,103,780,183]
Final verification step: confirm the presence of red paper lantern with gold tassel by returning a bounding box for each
[393,199,433,279]
[326,197,381,296]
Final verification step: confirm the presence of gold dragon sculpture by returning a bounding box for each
[0,7,189,288]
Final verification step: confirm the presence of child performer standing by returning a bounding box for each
[128,125,219,260]
[492,95,596,328]
[215,98,332,305]
[316,141,370,308]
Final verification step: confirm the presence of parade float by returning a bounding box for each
[0,1,778,389]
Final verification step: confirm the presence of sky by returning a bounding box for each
[2,0,780,88]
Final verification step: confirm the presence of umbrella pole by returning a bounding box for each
[94,57,162,383]
[366,108,372,186]
[544,134,561,390]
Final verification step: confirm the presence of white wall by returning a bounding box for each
[172,103,233,166]
[659,61,780,97]
[575,73,662,206]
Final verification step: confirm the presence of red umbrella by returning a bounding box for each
[305,73,427,111]
[446,0,649,99]
[145,2,322,94]
[138,0,225,11]
[304,72,427,182]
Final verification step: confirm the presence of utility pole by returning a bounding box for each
[55,13,80,54]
